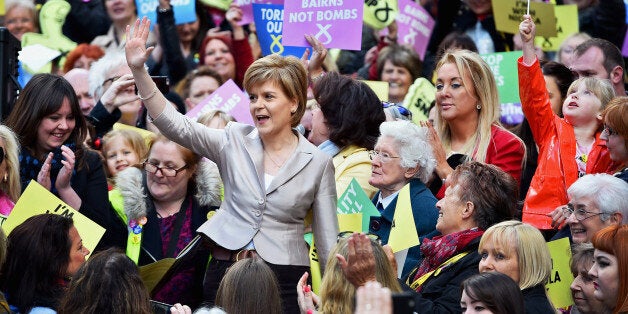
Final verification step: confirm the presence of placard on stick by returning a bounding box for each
[492,0,557,37]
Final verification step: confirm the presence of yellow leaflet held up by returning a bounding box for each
[363,0,398,30]
[199,0,231,10]
[387,183,419,252]
[362,80,390,102]
[2,181,105,258]
[492,0,557,37]
[534,5,578,52]
[545,237,575,308]
[337,213,363,233]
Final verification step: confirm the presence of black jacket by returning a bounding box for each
[402,236,482,313]
[522,284,554,314]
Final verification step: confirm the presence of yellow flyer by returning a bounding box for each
[362,80,390,102]
[534,5,578,52]
[387,183,419,252]
[337,213,363,233]
[492,0,557,37]
[363,0,398,30]
[198,0,231,10]
[2,181,105,257]
[545,237,575,308]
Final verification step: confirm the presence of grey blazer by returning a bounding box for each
[153,104,339,267]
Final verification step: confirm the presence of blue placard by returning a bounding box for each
[252,3,307,57]
[136,0,197,27]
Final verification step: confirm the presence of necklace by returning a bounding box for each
[156,207,179,218]
[265,149,286,168]
[264,137,298,169]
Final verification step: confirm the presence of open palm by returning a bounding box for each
[125,17,154,70]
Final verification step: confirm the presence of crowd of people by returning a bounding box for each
[0,0,628,313]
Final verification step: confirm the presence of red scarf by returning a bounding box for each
[413,228,484,285]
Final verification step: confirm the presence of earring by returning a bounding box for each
[3,173,6,182]
[291,110,296,114]
[476,104,481,110]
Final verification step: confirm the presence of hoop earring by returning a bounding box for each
[476,104,481,110]
[3,173,7,182]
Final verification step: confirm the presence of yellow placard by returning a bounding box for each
[534,5,578,52]
[363,0,398,30]
[0,0,5,15]
[309,238,321,294]
[545,237,575,308]
[2,181,105,257]
[113,122,156,146]
[337,213,363,233]
[387,183,419,252]
[492,0,557,38]
[362,80,390,102]
[199,0,231,10]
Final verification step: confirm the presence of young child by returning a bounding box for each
[518,15,617,230]
[101,129,149,189]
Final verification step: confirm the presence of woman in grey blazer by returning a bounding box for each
[125,18,339,313]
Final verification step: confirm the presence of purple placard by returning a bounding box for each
[281,0,363,50]
[239,0,285,25]
[622,28,628,57]
[185,79,253,125]
[395,0,435,60]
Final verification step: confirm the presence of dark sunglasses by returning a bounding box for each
[382,102,412,118]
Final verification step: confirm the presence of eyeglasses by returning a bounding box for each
[602,124,618,136]
[142,161,189,177]
[337,231,381,245]
[368,150,400,163]
[102,75,122,86]
[562,204,604,221]
[382,102,412,119]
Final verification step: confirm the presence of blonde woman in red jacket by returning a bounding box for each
[518,15,617,230]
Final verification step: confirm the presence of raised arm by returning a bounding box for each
[519,15,537,66]
[125,18,169,119]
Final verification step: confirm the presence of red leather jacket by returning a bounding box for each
[518,57,616,229]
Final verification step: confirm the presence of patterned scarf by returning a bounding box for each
[413,228,484,285]
[19,143,77,195]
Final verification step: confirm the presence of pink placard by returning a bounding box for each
[185,79,253,125]
[237,0,284,26]
[281,0,363,51]
[395,0,435,60]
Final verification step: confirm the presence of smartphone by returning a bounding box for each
[136,76,170,95]
[391,291,416,314]
[149,300,173,314]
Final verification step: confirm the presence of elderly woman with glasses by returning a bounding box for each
[109,134,222,307]
[367,120,439,278]
[560,174,628,244]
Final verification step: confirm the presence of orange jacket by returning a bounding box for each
[518,57,616,229]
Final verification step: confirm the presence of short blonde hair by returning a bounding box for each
[479,220,552,290]
[197,109,236,127]
[243,54,307,127]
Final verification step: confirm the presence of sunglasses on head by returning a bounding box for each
[382,102,412,118]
